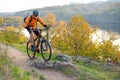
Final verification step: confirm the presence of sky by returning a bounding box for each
[0,0,107,13]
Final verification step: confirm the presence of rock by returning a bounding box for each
[56,54,72,62]
[32,54,74,69]
[72,56,92,64]
[45,61,54,69]
[54,61,74,70]
[33,60,47,69]
[32,60,74,70]
[107,62,115,67]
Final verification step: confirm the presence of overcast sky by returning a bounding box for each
[0,0,107,12]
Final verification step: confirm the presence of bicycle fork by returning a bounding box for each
[40,37,48,51]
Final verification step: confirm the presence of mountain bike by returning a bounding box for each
[26,27,52,61]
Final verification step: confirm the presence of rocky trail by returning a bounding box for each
[1,44,74,80]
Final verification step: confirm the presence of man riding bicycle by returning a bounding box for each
[23,10,48,51]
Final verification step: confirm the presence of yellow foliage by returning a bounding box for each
[97,40,120,62]
[0,26,26,44]
[4,26,17,32]
[44,13,56,26]
[52,15,93,55]
[51,14,120,63]
[18,35,26,44]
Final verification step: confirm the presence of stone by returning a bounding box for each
[32,60,74,70]
[72,56,92,64]
[56,54,72,62]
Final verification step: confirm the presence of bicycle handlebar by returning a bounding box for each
[29,26,50,32]
[37,27,49,31]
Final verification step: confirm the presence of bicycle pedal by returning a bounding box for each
[31,46,36,51]
[36,48,40,53]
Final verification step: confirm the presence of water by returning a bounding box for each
[92,29,120,49]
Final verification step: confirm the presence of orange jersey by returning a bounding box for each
[23,15,46,29]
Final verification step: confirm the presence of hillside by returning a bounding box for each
[0,43,120,80]
[0,2,120,33]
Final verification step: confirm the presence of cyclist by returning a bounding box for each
[23,10,48,51]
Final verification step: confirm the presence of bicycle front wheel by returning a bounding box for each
[26,40,36,59]
[40,40,52,61]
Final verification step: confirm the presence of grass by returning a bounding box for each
[0,46,31,80]
[62,61,120,80]
[9,43,26,53]
[11,65,30,80]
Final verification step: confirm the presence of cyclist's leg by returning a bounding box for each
[27,29,36,50]
[34,30,40,51]
[30,32,34,46]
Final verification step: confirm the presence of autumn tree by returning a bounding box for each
[51,15,95,56]
[44,13,56,26]
[51,14,120,63]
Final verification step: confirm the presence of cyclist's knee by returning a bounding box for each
[30,32,34,37]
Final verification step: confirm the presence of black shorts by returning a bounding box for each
[27,29,39,36]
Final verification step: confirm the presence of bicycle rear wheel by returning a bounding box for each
[26,40,36,59]
[40,40,52,61]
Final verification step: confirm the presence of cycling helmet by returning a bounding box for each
[33,10,39,16]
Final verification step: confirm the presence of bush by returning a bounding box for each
[0,26,26,44]
[51,15,120,63]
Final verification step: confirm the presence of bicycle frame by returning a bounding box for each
[33,28,48,42]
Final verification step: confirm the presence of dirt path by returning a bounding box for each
[1,44,74,80]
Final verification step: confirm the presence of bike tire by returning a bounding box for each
[40,40,52,61]
[26,40,36,59]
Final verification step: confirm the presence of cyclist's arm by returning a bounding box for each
[37,16,47,27]
[23,16,31,28]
